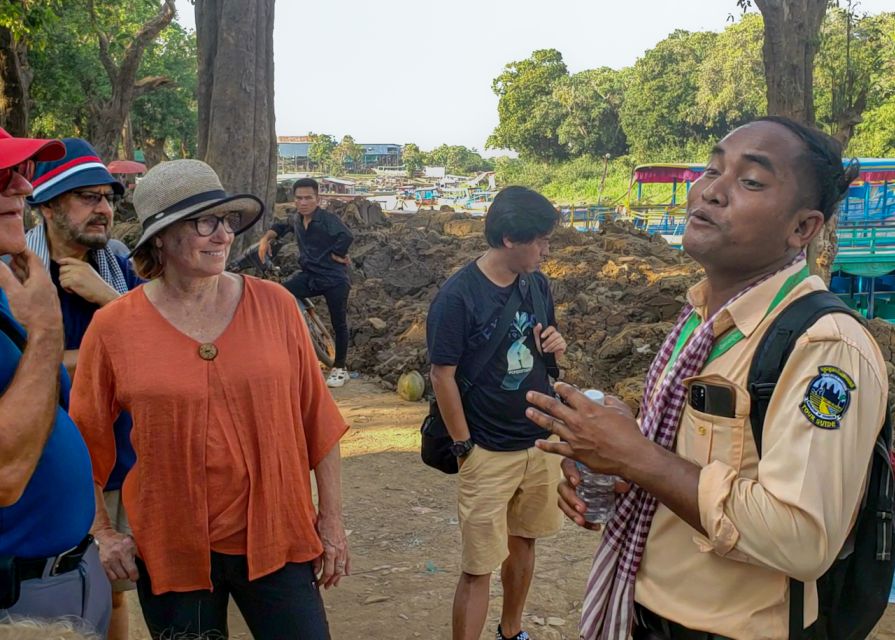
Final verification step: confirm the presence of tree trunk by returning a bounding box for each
[0,26,31,136]
[754,0,827,125]
[142,137,168,168]
[755,0,831,281]
[121,113,136,160]
[86,0,176,161]
[195,0,277,253]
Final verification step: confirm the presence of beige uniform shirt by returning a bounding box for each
[635,260,888,639]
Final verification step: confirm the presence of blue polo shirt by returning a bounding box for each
[49,254,142,491]
[0,289,94,558]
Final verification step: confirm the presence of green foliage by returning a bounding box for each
[495,155,634,205]
[402,143,424,176]
[695,13,766,128]
[619,29,721,157]
[0,0,61,46]
[28,0,188,151]
[816,9,895,154]
[307,132,337,172]
[131,22,197,158]
[845,11,895,156]
[487,48,569,162]
[422,144,493,175]
[553,67,627,157]
[333,135,365,173]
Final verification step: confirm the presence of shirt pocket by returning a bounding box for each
[680,374,750,470]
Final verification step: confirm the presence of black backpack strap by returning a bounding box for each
[748,290,855,454]
[747,290,859,639]
[527,273,561,380]
[457,281,525,393]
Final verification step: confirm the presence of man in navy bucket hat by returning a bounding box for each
[0,127,112,636]
[25,138,141,640]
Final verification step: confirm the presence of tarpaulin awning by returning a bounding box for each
[108,160,147,175]
[633,164,705,183]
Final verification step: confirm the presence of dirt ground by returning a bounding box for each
[124,378,895,640]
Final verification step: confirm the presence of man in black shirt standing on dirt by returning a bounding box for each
[427,186,567,640]
[259,177,353,387]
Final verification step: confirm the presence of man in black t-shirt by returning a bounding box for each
[258,178,354,388]
[427,186,567,640]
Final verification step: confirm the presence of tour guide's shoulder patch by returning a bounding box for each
[799,366,856,429]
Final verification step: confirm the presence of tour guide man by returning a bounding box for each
[0,127,111,635]
[526,117,888,639]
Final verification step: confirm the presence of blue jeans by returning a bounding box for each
[136,553,330,640]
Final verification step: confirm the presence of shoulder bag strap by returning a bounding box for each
[527,273,560,380]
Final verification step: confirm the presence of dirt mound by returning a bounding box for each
[116,198,895,414]
[273,204,705,395]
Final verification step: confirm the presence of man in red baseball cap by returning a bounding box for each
[0,127,112,638]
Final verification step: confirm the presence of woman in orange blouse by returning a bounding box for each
[70,160,349,640]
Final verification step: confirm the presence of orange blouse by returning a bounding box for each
[70,277,347,594]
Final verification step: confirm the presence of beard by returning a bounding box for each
[74,229,110,250]
[51,212,110,250]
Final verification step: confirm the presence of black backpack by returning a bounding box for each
[748,290,894,640]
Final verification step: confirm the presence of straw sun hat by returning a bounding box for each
[131,159,263,252]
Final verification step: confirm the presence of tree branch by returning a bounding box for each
[87,0,117,82]
[133,75,173,97]
[119,0,176,79]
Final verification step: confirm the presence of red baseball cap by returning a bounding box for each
[0,127,65,170]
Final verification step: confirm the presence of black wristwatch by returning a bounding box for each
[450,439,474,458]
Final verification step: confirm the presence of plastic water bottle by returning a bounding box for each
[575,389,618,524]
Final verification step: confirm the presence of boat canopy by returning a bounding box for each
[854,159,895,183]
[632,163,705,183]
[633,159,895,184]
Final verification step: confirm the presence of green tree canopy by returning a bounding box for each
[333,134,364,172]
[423,144,493,175]
[553,67,627,157]
[308,132,336,172]
[487,48,569,162]
[620,29,721,158]
[402,142,424,176]
[131,22,197,163]
[695,13,766,129]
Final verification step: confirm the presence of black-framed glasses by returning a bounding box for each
[191,211,243,237]
[72,190,122,207]
[0,159,35,192]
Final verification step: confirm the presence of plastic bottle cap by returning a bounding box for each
[584,389,605,404]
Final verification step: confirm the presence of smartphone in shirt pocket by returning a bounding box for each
[689,382,736,418]
[681,375,749,469]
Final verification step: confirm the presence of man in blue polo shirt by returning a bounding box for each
[0,128,110,635]
[26,138,141,640]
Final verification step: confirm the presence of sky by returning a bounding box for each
[173,0,893,155]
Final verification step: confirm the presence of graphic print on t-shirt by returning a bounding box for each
[501,311,536,390]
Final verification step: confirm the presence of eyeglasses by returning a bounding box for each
[0,159,35,192]
[191,212,243,237]
[72,190,122,207]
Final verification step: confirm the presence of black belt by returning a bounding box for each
[16,535,94,581]
[633,604,734,640]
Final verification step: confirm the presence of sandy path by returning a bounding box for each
[124,379,895,639]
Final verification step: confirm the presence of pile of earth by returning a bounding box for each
[112,196,895,414]
[262,199,702,408]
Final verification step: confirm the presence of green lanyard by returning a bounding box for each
[666,265,810,372]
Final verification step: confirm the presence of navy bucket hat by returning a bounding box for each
[26,137,124,206]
